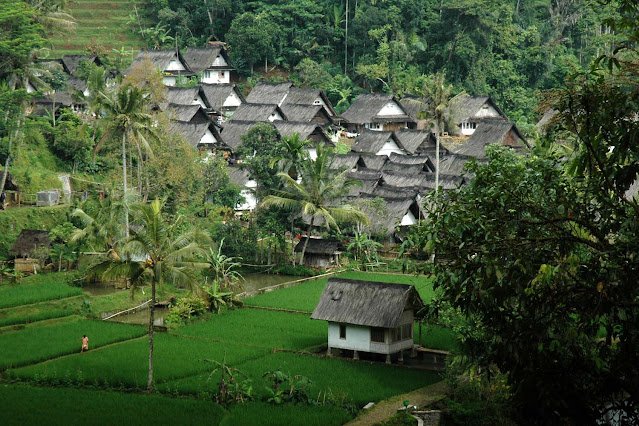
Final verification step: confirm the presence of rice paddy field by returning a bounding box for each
[0,280,82,309]
[46,0,146,56]
[1,270,454,424]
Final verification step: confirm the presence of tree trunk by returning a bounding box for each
[147,266,159,392]
[300,217,314,266]
[344,0,349,74]
[136,144,143,196]
[435,133,440,192]
[122,133,129,238]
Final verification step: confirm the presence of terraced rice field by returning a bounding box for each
[47,0,146,56]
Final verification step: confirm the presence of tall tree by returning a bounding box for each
[261,144,368,264]
[96,85,157,236]
[92,199,210,391]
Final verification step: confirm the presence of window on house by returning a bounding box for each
[339,324,346,339]
[204,71,211,79]
[220,71,225,78]
[371,327,385,343]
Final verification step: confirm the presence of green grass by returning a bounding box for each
[0,281,83,309]
[414,324,459,352]
[174,309,326,351]
[244,271,435,313]
[10,333,270,389]
[0,306,74,327]
[220,402,352,426]
[0,383,226,426]
[0,318,145,370]
[161,351,441,405]
[47,0,145,56]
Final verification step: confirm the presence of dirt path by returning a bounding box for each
[346,381,448,426]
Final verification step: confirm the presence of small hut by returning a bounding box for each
[10,230,51,273]
[294,238,342,268]
[311,278,425,363]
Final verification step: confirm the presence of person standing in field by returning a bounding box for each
[81,335,89,352]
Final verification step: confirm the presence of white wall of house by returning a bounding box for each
[307,147,318,160]
[223,91,243,108]
[400,210,418,226]
[166,60,186,71]
[328,322,371,352]
[376,139,406,157]
[475,103,500,118]
[212,55,227,67]
[163,76,176,86]
[194,95,207,108]
[313,98,333,116]
[459,121,478,136]
[237,179,257,211]
[199,129,218,146]
[364,122,384,131]
[202,70,230,84]
[26,82,36,93]
[377,101,405,117]
[268,111,284,122]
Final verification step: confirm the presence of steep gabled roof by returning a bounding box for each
[181,44,234,73]
[311,278,424,328]
[394,129,435,155]
[330,153,360,171]
[352,130,401,155]
[168,121,222,148]
[220,121,277,150]
[246,82,293,105]
[382,161,426,174]
[399,96,429,122]
[380,170,426,188]
[294,237,341,254]
[60,54,99,76]
[357,153,387,171]
[346,169,381,197]
[230,103,287,122]
[437,154,471,175]
[449,94,505,123]
[283,87,337,116]
[164,86,206,107]
[369,185,419,201]
[388,153,433,167]
[273,122,332,145]
[342,93,411,124]
[164,104,210,124]
[279,104,330,123]
[10,230,51,258]
[200,83,245,111]
[457,119,527,159]
[129,50,191,74]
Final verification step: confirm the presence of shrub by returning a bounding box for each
[165,294,207,325]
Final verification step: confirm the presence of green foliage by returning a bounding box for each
[206,239,244,290]
[0,278,82,309]
[346,232,382,270]
[236,123,282,198]
[202,156,243,209]
[263,370,312,405]
[0,0,44,85]
[165,294,207,325]
[202,281,243,314]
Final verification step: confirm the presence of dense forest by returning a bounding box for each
[140,0,620,131]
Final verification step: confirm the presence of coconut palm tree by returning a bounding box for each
[271,133,310,180]
[261,144,368,265]
[96,85,157,236]
[91,199,210,391]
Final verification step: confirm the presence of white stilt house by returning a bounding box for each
[312,278,425,363]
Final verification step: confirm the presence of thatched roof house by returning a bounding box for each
[11,230,51,258]
[246,82,293,105]
[394,129,441,156]
[272,122,333,149]
[388,153,434,170]
[456,119,527,159]
[351,130,407,157]
[341,94,414,132]
[199,83,244,114]
[60,54,102,76]
[449,94,505,136]
[294,238,342,268]
[181,43,235,84]
[230,103,286,122]
[128,50,192,86]
[357,153,388,171]
[164,86,208,108]
[164,104,211,124]
[312,278,424,362]
[399,96,430,129]
[168,121,225,152]
[279,104,332,126]
[283,87,337,116]
[330,153,360,171]
[357,195,423,238]
[219,121,273,151]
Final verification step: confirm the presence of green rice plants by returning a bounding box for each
[0,318,145,370]
[0,281,83,309]
[219,401,352,426]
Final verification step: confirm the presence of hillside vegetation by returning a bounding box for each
[47,0,145,56]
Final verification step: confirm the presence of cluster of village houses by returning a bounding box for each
[30,43,529,246]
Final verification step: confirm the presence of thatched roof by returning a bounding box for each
[437,154,471,175]
[11,230,51,258]
[369,185,419,201]
[200,83,244,111]
[394,129,436,155]
[246,82,292,105]
[230,103,287,122]
[67,77,87,94]
[283,87,337,116]
[164,104,210,124]
[168,121,222,148]
[449,94,505,123]
[388,153,433,169]
[182,45,233,73]
[164,87,206,107]
[383,161,426,174]
[129,50,191,74]
[227,166,250,187]
[342,94,411,124]
[352,130,401,155]
[311,278,424,328]
[220,121,275,150]
[457,119,527,159]
[60,54,100,76]
[399,96,429,122]
[380,170,425,188]
[294,237,341,254]
[536,108,559,132]
[273,122,332,145]
[279,104,331,124]
[34,91,83,107]
[358,194,422,234]
[358,153,387,171]
[346,169,380,196]
[330,153,360,171]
